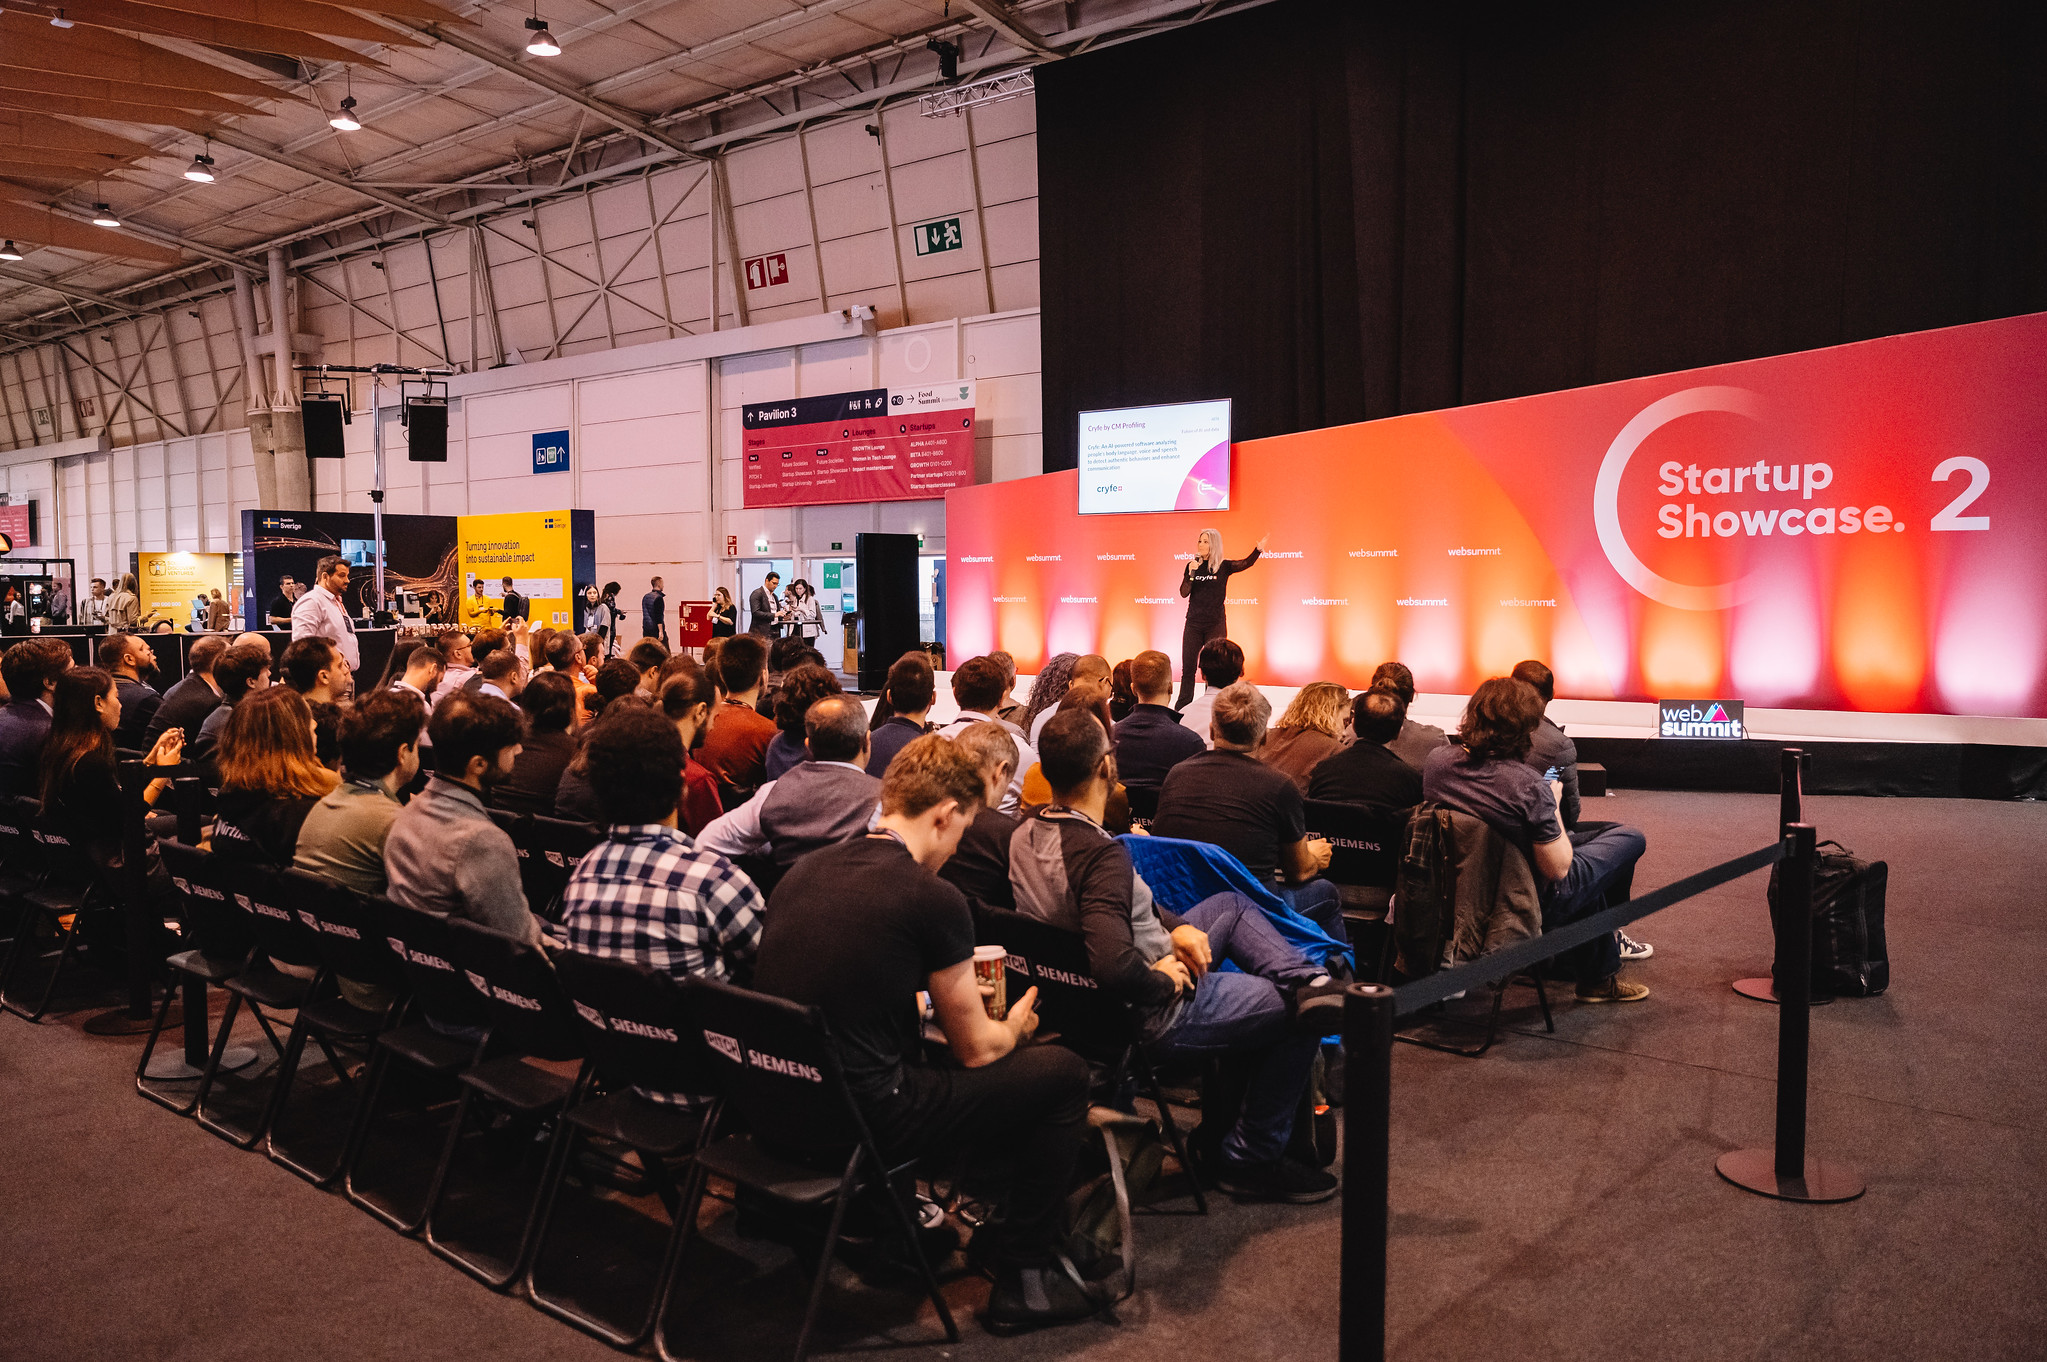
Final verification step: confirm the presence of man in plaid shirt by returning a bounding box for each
[560,704,765,1080]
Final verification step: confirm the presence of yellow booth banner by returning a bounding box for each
[134,551,234,632]
[456,511,575,630]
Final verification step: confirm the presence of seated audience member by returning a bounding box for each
[1112,649,1205,791]
[473,649,524,702]
[752,735,1097,1332]
[1371,661,1448,769]
[40,667,182,863]
[758,634,814,718]
[97,634,163,753]
[1423,677,1650,1003]
[211,686,340,864]
[430,630,477,705]
[1014,709,1343,1203]
[551,694,644,826]
[385,692,539,943]
[697,694,879,868]
[1259,681,1351,794]
[1511,659,1583,831]
[763,661,841,780]
[146,634,227,748]
[1019,684,1133,832]
[1307,687,1424,817]
[1152,681,1344,941]
[987,649,1028,727]
[586,658,642,723]
[0,637,73,796]
[492,671,577,815]
[1023,652,1110,749]
[560,702,763,1010]
[867,651,936,777]
[934,656,1029,813]
[937,716,1022,910]
[194,641,274,778]
[657,664,724,836]
[281,636,346,766]
[468,628,509,670]
[295,688,426,896]
[627,638,669,691]
[696,634,777,799]
[1180,638,1245,748]
[1109,658,1138,724]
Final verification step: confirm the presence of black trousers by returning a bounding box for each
[865,1043,1091,1267]
[1177,616,1226,708]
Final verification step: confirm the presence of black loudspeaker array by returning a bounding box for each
[855,532,921,692]
[300,377,350,459]
[405,399,449,462]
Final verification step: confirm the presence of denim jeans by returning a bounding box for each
[1149,892,1320,1164]
[1275,877,1348,946]
[1543,824,1648,986]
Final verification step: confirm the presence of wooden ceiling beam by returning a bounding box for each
[11,0,387,64]
[76,0,426,45]
[0,146,139,171]
[0,88,229,135]
[0,64,267,114]
[0,199,184,263]
[318,0,471,27]
[0,112,164,159]
[0,15,291,99]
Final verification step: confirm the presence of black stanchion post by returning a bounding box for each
[83,760,163,1035]
[1735,748,1829,1006]
[1340,983,1394,1362]
[1717,824,1865,1203]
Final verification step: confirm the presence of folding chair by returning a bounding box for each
[526,950,719,1350]
[192,859,326,1148]
[1123,783,1159,831]
[262,870,409,1185]
[1303,799,1405,980]
[342,896,494,1234]
[0,813,113,1022]
[423,917,589,1289]
[973,902,1208,1240]
[0,795,42,960]
[137,840,258,1113]
[516,815,601,925]
[673,977,958,1362]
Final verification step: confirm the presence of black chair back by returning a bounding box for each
[689,977,868,1155]
[971,903,1133,1063]
[370,896,492,1031]
[445,918,583,1062]
[512,816,601,923]
[1303,799,1403,890]
[553,949,719,1099]
[282,869,408,995]
[0,795,40,871]
[1123,783,1160,825]
[219,859,323,971]
[158,838,255,957]
[31,812,97,889]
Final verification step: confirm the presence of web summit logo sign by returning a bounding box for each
[1659,699,1747,739]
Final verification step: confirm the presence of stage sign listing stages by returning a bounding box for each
[742,383,976,508]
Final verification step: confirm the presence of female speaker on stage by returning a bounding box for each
[1176,527,1266,708]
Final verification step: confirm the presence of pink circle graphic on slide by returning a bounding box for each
[1173,440,1232,510]
[1592,385,1767,611]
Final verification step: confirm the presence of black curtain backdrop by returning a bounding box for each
[1036,0,2047,470]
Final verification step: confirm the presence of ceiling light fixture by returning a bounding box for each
[330,95,361,132]
[185,150,216,183]
[92,203,119,227]
[0,242,22,262]
[50,8,75,26]
[524,15,560,56]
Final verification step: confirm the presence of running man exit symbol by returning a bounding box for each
[912,218,963,256]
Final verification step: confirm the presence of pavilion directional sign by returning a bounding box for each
[912,217,963,256]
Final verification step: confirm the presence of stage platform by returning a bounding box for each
[927,677,2047,800]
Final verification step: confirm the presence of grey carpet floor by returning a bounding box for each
[1,789,2041,1362]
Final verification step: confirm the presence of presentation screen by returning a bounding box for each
[1078,398,1231,514]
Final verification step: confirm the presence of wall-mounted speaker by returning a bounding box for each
[406,400,448,462]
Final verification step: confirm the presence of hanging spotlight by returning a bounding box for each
[0,242,22,261]
[184,151,216,183]
[523,15,560,55]
[330,95,361,132]
[50,8,75,26]
[92,203,120,227]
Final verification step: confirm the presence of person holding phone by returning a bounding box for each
[1175,527,1266,708]
[40,667,184,865]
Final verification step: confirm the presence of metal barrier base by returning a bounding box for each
[1715,1148,1865,1203]
[1732,978,1834,1006]
[144,1046,258,1081]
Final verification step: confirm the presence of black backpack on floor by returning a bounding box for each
[1767,839,1889,997]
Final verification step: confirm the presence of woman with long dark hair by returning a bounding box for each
[40,668,183,862]
[1175,526,1267,708]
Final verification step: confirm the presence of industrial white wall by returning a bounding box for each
[0,306,1042,597]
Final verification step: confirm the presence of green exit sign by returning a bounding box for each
[912,217,963,256]
[830,541,842,551]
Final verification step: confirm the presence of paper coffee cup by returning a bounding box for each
[972,944,1007,1020]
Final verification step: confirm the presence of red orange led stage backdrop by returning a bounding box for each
[946,313,2047,717]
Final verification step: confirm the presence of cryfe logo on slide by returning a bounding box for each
[1659,699,1747,739]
